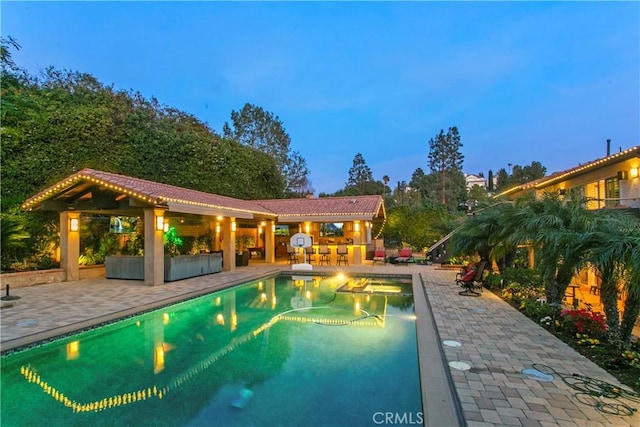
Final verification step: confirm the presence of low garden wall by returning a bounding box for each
[0,265,106,289]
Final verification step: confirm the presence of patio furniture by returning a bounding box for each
[306,247,316,264]
[394,247,414,265]
[373,247,386,265]
[456,261,486,296]
[286,244,298,264]
[318,244,331,266]
[336,243,348,266]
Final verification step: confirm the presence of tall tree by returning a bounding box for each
[494,168,510,192]
[222,103,312,197]
[487,169,494,192]
[347,153,374,195]
[382,175,390,198]
[427,126,464,204]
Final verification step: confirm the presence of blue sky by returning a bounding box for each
[2,1,639,195]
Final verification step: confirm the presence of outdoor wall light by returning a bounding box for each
[156,215,164,231]
[630,167,639,179]
[231,221,236,232]
[163,223,169,232]
[305,224,310,233]
[354,221,360,232]
[69,218,79,232]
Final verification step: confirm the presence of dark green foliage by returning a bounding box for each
[223,103,312,197]
[0,43,299,269]
[382,204,456,250]
[494,161,547,192]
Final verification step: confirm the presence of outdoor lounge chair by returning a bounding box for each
[456,261,486,296]
[394,247,413,265]
[373,248,386,265]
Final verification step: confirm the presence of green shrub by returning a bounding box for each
[501,281,545,308]
[501,267,542,288]
[483,273,503,290]
[522,299,559,326]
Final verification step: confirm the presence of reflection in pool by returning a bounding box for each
[1,274,422,426]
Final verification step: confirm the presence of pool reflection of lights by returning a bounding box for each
[8,274,417,423]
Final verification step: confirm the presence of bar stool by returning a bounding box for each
[318,244,331,266]
[286,244,297,264]
[306,247,316,264]
[336,244,348,266]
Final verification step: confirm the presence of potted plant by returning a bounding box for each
[235,235,254,267]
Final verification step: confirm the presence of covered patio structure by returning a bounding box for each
[21,169,386,286]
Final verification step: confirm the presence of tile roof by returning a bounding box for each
[22,169,386,221]
[256,195,385,219]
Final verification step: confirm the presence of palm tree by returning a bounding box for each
[449,202,518,268]
[0,207,30,269]
[498,192,594,304]
[585,209,640,344]
[382,175,390,198]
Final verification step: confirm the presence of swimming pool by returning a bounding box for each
[1,274,422,426]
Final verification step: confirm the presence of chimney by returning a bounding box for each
[606,139,611,156]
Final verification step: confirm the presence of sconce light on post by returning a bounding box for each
[156,215,165,231]
[231,221,236,232]
[354,221,360,232]
[69,218,79,232]
[630,167,639,179]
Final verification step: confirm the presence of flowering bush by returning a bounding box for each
[559,309,607,338]
[502,283,545,309]
[540,316,552,328]
[575,333,601,348]
[621,349,640,368]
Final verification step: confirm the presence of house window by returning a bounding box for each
[605,177,620,208]
[584,182,603,210]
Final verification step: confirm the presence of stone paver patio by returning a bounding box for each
[1,262,638,426]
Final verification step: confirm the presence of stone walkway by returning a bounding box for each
[1,263,638,426]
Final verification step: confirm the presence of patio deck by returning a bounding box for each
[1,262,638,426]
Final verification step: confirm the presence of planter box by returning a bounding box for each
[106,253,223,282]
[164,253,222,282]
[106,256,144,280]
[235,251,249,267]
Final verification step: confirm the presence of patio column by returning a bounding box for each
[222,217,236,271]
[144,208,165,286]
[60,211,80,281]
[352,220,363,265]
[264,220,275,263]
[365,221,372,244]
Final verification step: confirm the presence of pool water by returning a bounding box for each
[1,274,422,426]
